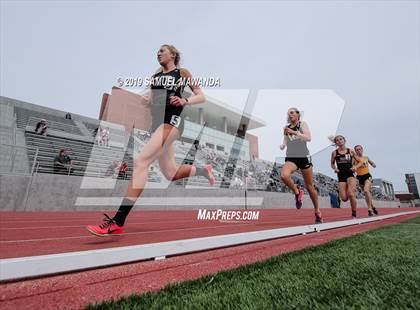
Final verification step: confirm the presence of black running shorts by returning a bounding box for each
[151,109,185,135]
[285,156,313,170]
[357,173,372,187]
[338,170,355,183]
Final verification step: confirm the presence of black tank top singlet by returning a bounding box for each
[335,148,353,172]
[286,121,309,157]
[150,68,185,115]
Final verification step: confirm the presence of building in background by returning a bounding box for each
[405,173,420,199]
[100,87,265,161]
[397,173,420,207]
[394,192,417,207]
[372,178,395,199]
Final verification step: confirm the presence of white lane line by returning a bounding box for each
[0,215,314,230]
[0,219,211,230]
[0,222,261,243]
[74,196,264,206]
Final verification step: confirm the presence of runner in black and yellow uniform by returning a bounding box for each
[86,45,215,236]
[330,135,359,219]
[280,108,322,224]
[353,145,378,217]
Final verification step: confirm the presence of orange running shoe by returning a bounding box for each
[86,214,123,237]
[295,188,303,209]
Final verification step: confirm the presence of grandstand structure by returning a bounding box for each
[0,94,397,206]
[405,173,420,199]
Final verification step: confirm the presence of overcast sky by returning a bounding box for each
[1,1,419,190]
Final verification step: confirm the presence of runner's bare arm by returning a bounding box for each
[331,151,339,172]
[280,134,287,150]
[368,157,376,168]
[295,121,311,142]
[181,68,205,105]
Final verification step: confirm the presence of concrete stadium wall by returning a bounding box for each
[0,173,402,211]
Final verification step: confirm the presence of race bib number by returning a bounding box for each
[170,115,181,128]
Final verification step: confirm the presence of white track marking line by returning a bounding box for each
[0,223,260,243]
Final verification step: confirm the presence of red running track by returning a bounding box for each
[0,208,413,259]
[0,212,418,310]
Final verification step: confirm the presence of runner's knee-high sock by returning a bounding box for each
[113,198,135,226]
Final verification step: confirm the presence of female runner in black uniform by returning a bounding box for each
[280,108,322,224]
[87,45,214,236]
[330,135,358,219]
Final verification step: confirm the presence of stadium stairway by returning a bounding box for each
[0,101,16,145]
[0,102,33,174]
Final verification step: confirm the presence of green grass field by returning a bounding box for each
[88,216,420,310]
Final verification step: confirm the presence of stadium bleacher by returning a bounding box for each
[25,131,134,178]
[14,106,76,129]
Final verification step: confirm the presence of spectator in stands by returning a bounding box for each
[245,174,252,189]
[118,162,128,179]
[336,188,341,208]
[95,132,102,146]
[234,177,243,189]
[148,166,161,182]
[65,112,72,120]
[266,178,276,192]
[53,149,73,175]
[329,191,339,208]
[35,119,48,136]
[105,160,121,178]
[101,127,110,147]
[220,176,227,188]
[135,130,147,142]
[94,126,103,146]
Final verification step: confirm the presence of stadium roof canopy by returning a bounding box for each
[192,90,266,131]
[394,192,416,201]
[124,88,266,131]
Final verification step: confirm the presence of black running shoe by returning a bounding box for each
[368,210,374,217]
[372,207,378,215]
[351,211,357,219]
[315,213,323,224]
